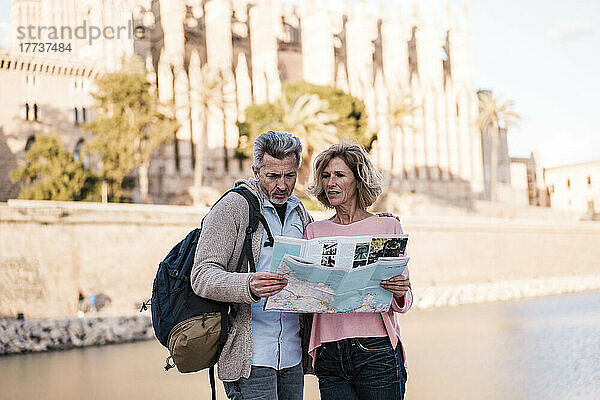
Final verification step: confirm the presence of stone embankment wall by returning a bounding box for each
[413,274,600,309]
[1,200,600,319]
[0,314,152,355]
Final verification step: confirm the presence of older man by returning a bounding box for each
[191,131,312,400]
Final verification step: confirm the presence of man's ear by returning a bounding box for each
[252,165,259,180]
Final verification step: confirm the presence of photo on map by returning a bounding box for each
[321,255,336,268]
[367,237,386,264]
[382,237,408,257]
[353,242,369,261]
[322,242,337,256]
[352,259,367,269]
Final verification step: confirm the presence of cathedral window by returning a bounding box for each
[174,139,180,172]
[25,103,30,120]
[74,108,79,125]
[407,26,419,81]
[442,30,452,87]
[33,104,39,121]
[82,107,87,122]
[372,19,383,81]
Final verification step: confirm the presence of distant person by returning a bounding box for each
[77,290,85,317]
[306,142,413,400]
[95,293,112,311]
[88,292,97,313]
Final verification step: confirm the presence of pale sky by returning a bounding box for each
[468,0,600,168]
[0,0,598,168]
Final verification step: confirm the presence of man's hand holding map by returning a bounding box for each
[264,234,409,313]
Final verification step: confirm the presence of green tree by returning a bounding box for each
[241,93,338,186]
[388,92,419,176]
[282,82,373,148]
[477,91,520,202]
[237,82,373,186]
[280,94,339,184]
[10,133,100,201]
[84,57,179,202]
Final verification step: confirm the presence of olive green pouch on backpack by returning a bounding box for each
[167,312,222,373]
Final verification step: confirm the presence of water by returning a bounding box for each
[401,290,600,400]
[1,291,599,400]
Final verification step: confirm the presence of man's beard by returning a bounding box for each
[269,189,289,204]
[259,184,288,205]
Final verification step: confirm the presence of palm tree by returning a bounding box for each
[388,93,419,177]
[189,62,232,205]
[277,94,339,186]
[477,91,520,202]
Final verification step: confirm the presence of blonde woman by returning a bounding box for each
[306,142,412,400]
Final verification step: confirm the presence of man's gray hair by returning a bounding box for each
[253,130,303,169]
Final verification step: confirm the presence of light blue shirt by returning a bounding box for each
[251,191,304,370]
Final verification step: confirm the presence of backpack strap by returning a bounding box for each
[231,187,275,273]
[209,365,217,400]
[232,186,274,246]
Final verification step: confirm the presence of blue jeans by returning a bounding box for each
[314,337,407,400]
[223,363,303,400]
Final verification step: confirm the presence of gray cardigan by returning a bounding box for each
[191,179,313,381]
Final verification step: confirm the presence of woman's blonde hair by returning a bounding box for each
[308,142,383,209]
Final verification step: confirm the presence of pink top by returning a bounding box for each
[305,215,413,366]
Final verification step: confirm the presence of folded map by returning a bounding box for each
[264,234,409,313]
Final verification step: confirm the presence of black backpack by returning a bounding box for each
[142,186,274,400]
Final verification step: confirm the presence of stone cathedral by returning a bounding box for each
[0,0,484,204]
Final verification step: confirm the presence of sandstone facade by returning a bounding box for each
[2,0,484,204]
[2,200,600,319]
